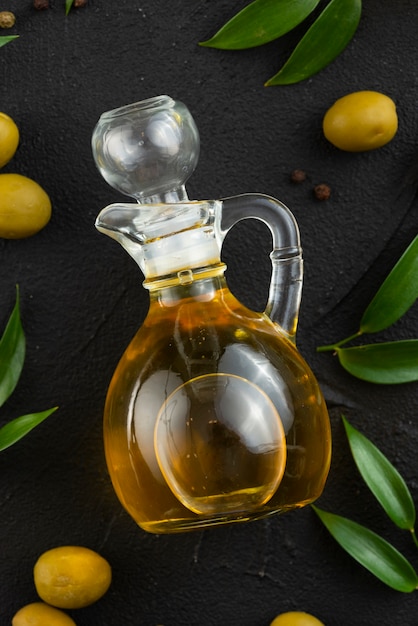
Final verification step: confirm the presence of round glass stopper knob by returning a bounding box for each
[92,95,200,202]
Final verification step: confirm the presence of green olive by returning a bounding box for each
[12,602,77,626]
[0,173,51,238]
[0,112,19,168]
[270,611,325,626]
[34,545,112,609]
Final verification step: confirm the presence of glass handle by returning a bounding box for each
[219,194,303,341]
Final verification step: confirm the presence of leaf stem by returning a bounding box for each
[317,330,362,352]
[411,528,418,550]
[65,0,74,15]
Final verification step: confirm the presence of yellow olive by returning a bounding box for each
[12,602,77,626]
[270,611,325,626]
[323,90,398,152]
[33,545,112,609]
[0,112,19,168]
[0,173,51,238]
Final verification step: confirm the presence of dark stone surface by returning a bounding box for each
[1,1,417,624]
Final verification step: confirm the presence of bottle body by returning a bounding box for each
[104,273,331,533]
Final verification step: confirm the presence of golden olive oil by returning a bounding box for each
[104,275,331,533]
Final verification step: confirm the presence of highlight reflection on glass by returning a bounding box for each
[154,373,286,515]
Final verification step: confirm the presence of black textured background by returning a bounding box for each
[1,1,418,624]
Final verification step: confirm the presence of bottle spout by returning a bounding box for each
[95,203,147,268]
[96,200,223,280]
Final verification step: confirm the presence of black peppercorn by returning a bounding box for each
[313,183,331,201]
[33,0,49,9]
[290,169,307,183]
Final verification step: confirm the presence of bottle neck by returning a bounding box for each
[145,262,227,301]
[141,229,222,281]
[134,185,189,205]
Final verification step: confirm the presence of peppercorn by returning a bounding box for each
[313,183,331,201]
[33,0,50,9]
[0,11,16,28]
[290,169,307,183]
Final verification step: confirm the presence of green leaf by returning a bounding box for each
[0,288,26,408]
[342,416,416,530]
[336,340,418,384]
[65,0,74,15]
[0,35,19,49]
[266,0,362,85]
[199,0,321,50]
[360,235,418,334]
[0,407,58,452]
[313,506,418,592]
